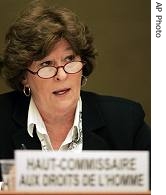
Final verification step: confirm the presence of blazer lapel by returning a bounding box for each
[11,92,41,150]
[81,91,110,150]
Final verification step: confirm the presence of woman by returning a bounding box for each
[0,1,150,158]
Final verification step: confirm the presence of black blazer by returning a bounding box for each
[0,90,151,183]
[0,90,151,182]
[0,90,150,159]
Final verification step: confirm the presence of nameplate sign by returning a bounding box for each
[15,150,149,192]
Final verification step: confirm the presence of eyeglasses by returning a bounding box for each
[27,60,85,79]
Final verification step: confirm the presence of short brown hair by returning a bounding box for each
[1,0,97,91]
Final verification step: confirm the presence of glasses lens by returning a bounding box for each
[65,61,83,74]
[38,66,57,78]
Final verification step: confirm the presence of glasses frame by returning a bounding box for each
[26,60,85,79]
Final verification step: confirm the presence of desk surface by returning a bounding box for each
[0,191,151,195]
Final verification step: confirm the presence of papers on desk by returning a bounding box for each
[13,150,149,192]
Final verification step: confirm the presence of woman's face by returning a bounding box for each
[23,39,82,114]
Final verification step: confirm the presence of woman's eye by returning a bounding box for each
[41,61,53,67]
[65,55,75,62]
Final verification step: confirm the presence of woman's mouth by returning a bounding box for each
[52,88,71,95]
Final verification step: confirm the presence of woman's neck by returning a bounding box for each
[40,106,75,126]
[37,105,76,149]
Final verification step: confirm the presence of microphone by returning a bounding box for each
[20,144,27,150]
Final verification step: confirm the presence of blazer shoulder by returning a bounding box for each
[0,90,20,104]
[81,90,147,130]
[81,90,144,115]
[0,90,29,111]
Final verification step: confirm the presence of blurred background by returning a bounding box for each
[0,0,151,125]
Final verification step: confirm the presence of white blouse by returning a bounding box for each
[27,97,83,152]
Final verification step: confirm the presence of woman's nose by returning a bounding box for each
[54,66,68,81]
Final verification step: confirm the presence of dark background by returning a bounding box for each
[0,0,151,125]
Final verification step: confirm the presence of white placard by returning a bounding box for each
[15,150,149,192]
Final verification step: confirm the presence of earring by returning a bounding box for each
[23,86,31,97]
[81,75,88,87]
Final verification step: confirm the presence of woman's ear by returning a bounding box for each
[21,76,28,86]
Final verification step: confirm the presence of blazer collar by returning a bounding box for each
[81,91,110,150]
